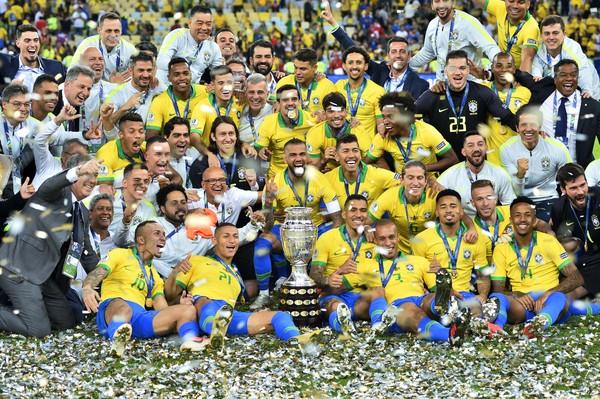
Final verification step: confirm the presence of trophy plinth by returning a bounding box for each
[279,207,320,327]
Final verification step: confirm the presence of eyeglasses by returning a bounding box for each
[204,177,227,185]
[9,101,31,109]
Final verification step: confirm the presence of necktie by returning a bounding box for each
[72,201,84,245]
[555,96,568,140]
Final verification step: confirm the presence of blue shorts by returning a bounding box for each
[458,291,477,304]
[389,295,425,334]
[96,299,158,339]
[319,291,362,313]
[521,291,544,322]
[197,298,251,336]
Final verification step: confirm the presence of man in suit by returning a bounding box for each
[515,59,600,168]
[0,156,101,337]
[0,25,67,93]
[320,7,429,100]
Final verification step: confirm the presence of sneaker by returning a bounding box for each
[434,269,452,317]
[371,304,399,335]
[249,292,270,310]
[470,317,506,338]
[274,277,287,292]
[110,323,132,357]
[482,297,501,323]
[290,328,324,356]
[180,336,210,352]
[449,308,470,348]
[209,304,233,352]
[522,314,548,339]
[336,303,356,339]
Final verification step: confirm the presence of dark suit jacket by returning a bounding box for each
[0,53,67,90]
[0,170,98,287]
[515,70,600,167]
[331,26,429,100]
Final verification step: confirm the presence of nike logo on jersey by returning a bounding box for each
[565,221,575,226]
[439,108,448,113]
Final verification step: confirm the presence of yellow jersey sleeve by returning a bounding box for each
[521,20,540,49]
[255,114,275,149]
[146,94,166,131]
[545,234,572,271]
[484,0,504,16]
[317,173,339,204]
[368,186,395,221]
[189,100,211,135]
[306,123,325,158]
[366,133,385,160]
[98,247,124,274]
[473,238,490,270]
[491,244,509,282]
[422,123,452,156]
[312,232,331,268]
[150,267,165,299]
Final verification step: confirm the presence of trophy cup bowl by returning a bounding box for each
[279,207,321,327]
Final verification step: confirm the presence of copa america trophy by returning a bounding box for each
[279,207,321,327]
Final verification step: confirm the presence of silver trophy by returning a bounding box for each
[279,207,321,327]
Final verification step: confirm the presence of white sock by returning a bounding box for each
[259,289,269,296]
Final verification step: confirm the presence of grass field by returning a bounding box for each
[1,314,600,398]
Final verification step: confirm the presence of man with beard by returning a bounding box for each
[143,135,183,205]
[334,47,385,154]
[311,195,389,339]
[164,117,200,188]
[325,134,400,208]
[320,8,428,99]
[82,221,208,357]
[104,53,166,128]
[30,74,59,123]
[438,131,515,217]
[146,58,207,136]
[72,12,137,83]
[490,197,584,338]
[0,25,66,92]
[250,139,342,309]
[415,50,516,159]
[276,48,336,122]
[157,6,224,84]
[215,28,238,63]
[366,92,457,173]
[255,85,314,179]
[238,73,273,147]
[408,0,500,82]
[248,41,280,103]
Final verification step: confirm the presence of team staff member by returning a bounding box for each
[146,57,207,135]
[276,48,336,122]
[415,50,516,159]
[482,52,531,165]
[366,91,457,173]
[475,0,540,72]
[157,6,224,83]
[325,134,400,208]
[255,85,314,179]
[334,46,385,153]
[82,221,208,356]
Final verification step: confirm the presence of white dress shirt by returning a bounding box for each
[540,89,581,161]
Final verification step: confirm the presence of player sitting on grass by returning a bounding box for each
[82,221,208,357]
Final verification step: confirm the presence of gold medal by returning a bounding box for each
[451,269,458,278]
[145,298,153,308]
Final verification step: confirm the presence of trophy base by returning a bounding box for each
[279,284,321,327]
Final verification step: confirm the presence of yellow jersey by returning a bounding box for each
[98,248,164,308]
[189,93,242,146]
[255,111,314,178]
[276,75,337,120]
[474,205,513,259]
[491,231,572,293]
[359,254,436,303]
[272,167,339,226]
[368,186,437,254]
[95,138,145,184]
[485,0,540,68]
[146,84,207,132]
[175,255,243,308]
[483,83,531,165]
[306,121,354,171]
[334,78,385,153]
[366,120,451,173]
[312,225,377,291]
[325,162,400,208]
[412,223,489,292]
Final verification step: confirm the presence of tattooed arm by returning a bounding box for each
[82,267,108,313]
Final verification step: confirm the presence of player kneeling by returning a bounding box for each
[165,223,318,353]
[83,221,208,357]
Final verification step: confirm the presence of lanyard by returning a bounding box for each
[492,83,513,109]
[437,224,463,274]
[505,18,525,53]
[476,211,500,247]
[90,228,101,257]
[465,164,478,183]
[2,119,15,156]
[546,50,562,67]
[394,124,416,163]
[134,247,154,300]
[166,225,182,240]
[569,196,593,252]
[204,195,226,222]
[247,111,257,140]
[99,37,121,71]
[401,188,423,237]
[212,254,246,296]
[217,152,237,186]
[284,168,309,206]
[433,16,455,57]
[511,234,535,279]
[342,163,363,198]
[192,41,204,61]
[378,255,400,287]
[345,79,366,117]
[446,82,470,117]
[99,82,105,107]
[384,71,408,92]
[341,225,364,261]
[168,86,192,119]
[211,94,233,117]
[326,121,350,140]
[296,79,314,110]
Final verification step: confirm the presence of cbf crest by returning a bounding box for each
[306,194,314,203]
[592,215,600,228]
[463,249,471,259]
[468,100,478,113]
[406,264,414,271]
[541,157,551,170]
[365,250,373,259]
[535,253,543,263]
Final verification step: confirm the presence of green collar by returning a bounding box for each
[116,138,141,161]
[168,84,196,100]
[474,208,505,228]
[399,186,426,205]
[277,110,304,128]
[435,221,467,238]
[337,161,367,183]
[295,77,318,91]
[132,247,150,266]
[513,231,538,249]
